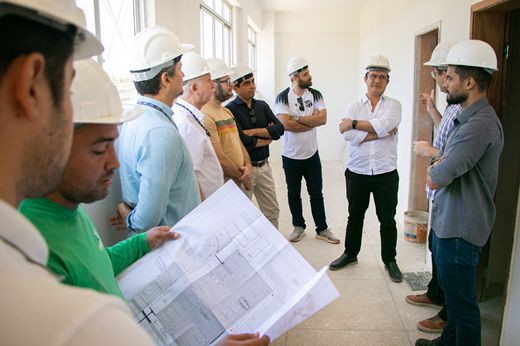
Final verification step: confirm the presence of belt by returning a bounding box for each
[251,159,268,167]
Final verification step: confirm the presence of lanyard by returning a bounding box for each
[175,102,211,137]
[137,101,177,129]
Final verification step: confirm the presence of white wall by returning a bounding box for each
[274,10,359,161]
[358,0,481,225]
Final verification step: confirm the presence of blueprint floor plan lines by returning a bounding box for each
[117,181,340,345]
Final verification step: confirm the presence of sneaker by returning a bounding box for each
[406,293,444,307]
[415,337,443,346]
[384,262,403,282]
[315,228,340,244]
[417,314,447,333]
[289,226,306,242]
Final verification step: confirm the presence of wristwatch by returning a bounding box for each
[352,120,358,129]
[295,115,300,122]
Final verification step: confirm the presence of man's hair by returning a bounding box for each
[0,16,76,106]
[182,77,201,95]
[134,63,179,95]
[454,65,493,93]
[289,71,298,82]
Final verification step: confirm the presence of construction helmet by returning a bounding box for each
[287,56,310,76]
[71,59,144,124]
[206,58,231,80]
[0,0,103,60]
[181,51,214,82]
[366,54,391,72]
[229,63,256,86]
[441,39,498,73]
[129,26,194,82]
[424,41,457,69]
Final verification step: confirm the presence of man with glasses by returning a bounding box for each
[226,63,284,229]
[275,56,339,244]
[201,58,253,191]
[407,41,462,334]
[330,55,403,283]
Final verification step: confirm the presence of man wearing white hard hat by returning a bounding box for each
[418,40,504,346]
[112,27,201,237]
[172,51,224,198]
[20,59,179,301]
[407,41,462,334]
[0,1,157,345]
[226,63,284,229]
[201,58,253,190]
[275,56,339,244]
[330,55,403,284]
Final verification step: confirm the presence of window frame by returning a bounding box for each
[200,0,233,67]
[247,25,257,70]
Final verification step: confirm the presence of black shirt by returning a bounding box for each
[226,96,285,162]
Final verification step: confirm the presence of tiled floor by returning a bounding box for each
[260,160,502,346]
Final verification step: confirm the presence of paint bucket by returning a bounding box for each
[403,210,428,243]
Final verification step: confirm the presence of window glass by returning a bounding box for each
[200,2,232,67]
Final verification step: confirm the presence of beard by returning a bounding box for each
[19,104,72,199]
[446,90,468,105]
[297,77,312,89]
[59,168,115,206]
[214,85,233,102]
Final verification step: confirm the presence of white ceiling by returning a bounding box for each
[255,0,369,12]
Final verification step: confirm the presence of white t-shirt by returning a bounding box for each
[275,86,326,160]
[172,98,224,198]
[342,94,402,175]
[0,199,155,346]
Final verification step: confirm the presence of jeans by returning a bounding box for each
[426,229,447,321]
[282,151,327,233]
[344,169,399,264]
[432,230,482,346]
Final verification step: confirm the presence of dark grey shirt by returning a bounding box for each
[430,97,503,246]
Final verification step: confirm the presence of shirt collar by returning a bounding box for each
[234,95,255,107]
[176,98,205,121]
[0,199,48,266]
[363,93,386,104]
[289,85,307,99]
[455,96,490,125]
[137,95,174,117]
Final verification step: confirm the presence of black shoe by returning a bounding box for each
[329,253,358,271]
[384,262,403,282]
[416,337,443,346]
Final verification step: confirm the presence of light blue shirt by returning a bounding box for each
[118,95,201,236]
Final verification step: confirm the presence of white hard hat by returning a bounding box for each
[424,41,457,68]
[71,59,144,124]
[441,39,498,72]
[181,51,214,82]
[366,54,391,72]
[129,26,194,82]
[229,63,256,85]
[206,58,231,80]
[287,56,310,76]
[1,0,103,60]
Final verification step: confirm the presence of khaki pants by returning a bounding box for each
[241,162,280,229]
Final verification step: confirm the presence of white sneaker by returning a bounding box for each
[316,228,340,244]
[289,226,306,242]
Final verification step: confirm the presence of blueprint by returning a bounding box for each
[117,181,340,345]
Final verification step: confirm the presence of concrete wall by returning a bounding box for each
[357,0,480,225]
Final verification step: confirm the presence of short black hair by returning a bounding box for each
[454,65,493,93]
[233,73,254,87]
[133,62,179,96]
[0,15,76,106]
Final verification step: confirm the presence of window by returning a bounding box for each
[200,0,232,68]
[248,26,256,70]
[75,0,142,103]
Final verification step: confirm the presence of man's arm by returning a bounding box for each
[414,141,441,159]
[294,109,327,127]
[237,142,253,190]
[420,89,442,129]
[264,104,285,140]
[212,141,243,179]
[341,99,402,137]
[277,113,314,132]
[242,127,272,138]
[255,138,272,148]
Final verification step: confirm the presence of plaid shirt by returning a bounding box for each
[427,103,463,200]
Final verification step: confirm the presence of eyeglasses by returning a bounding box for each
[297,97,304,111]
[430,70,438,80]
[220,78,231,86]
[248,108,257,125]
[367,73,388,81]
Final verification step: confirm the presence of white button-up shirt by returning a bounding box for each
[342,94,402,175]
[172,98,224,198]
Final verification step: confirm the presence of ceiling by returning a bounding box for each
[255,0,369,12]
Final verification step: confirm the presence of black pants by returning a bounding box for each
[427,228,448,321]
[344,169,399,265]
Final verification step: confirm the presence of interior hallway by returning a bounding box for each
[264,159,502,346]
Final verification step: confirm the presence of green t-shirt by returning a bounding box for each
[19,197,150,301]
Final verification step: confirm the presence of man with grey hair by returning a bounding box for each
[172,51,224,198]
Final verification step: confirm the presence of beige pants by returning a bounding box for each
[241,162,280,229]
